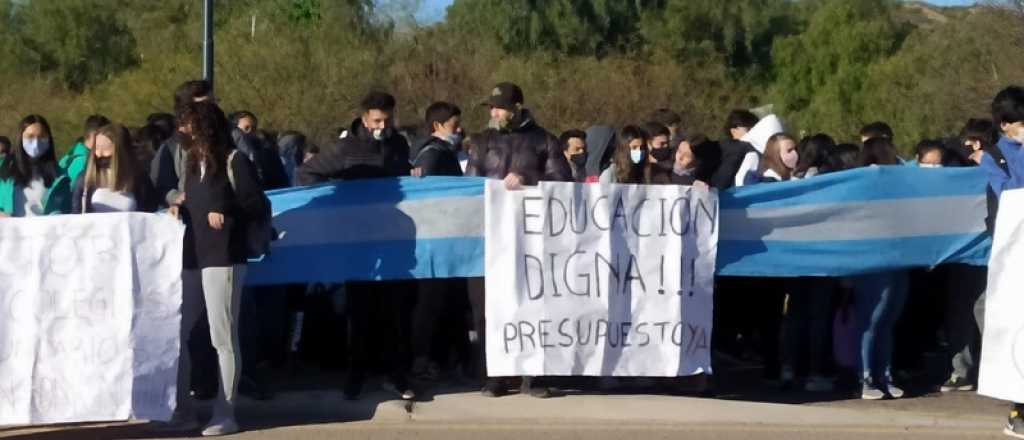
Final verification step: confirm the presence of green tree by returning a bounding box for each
[859,6,1024,151]
[446,0,650,56]
[13,0,140,92]
[771,0,907,138]
[640,0,797,74]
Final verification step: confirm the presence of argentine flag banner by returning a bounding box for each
[247,166,990,286]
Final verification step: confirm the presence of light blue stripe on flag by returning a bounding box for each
[248,169,991,285]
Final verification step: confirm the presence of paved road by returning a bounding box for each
[0,383,1009,440]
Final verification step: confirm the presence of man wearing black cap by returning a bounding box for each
[467,83,571,399]
[467,82,573,187]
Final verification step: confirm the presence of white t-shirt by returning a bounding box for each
[13,177,46,217]
[91,188,137,213]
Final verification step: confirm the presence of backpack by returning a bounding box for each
[227,150,276,259]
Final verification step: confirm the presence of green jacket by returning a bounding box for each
[0,167,72,216]
[58,141,89,184]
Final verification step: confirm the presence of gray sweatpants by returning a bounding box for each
[176,265,247,420]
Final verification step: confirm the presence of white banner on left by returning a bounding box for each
[0,213,184,425]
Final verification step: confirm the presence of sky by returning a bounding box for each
[414,0,978,23]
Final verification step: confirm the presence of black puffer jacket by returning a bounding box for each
[710,139,757,190]
[296,119,411,184]
[466,109,572,185]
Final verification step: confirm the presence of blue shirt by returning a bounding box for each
[981,136,1024,199]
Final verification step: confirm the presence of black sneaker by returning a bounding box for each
[1005,409,1024,439]
[940,375,975,393]
[481,378,507,398]
[521,376,554,399]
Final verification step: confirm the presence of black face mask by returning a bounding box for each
[94,157,112,170]
[650,147,673,162]
[570,153,587,169]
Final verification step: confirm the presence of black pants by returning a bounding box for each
[412,278,470,366]
[944,264,986,380]
[895,268,947,372]
[468,277,487,381]
[715,276,785,379]
[347,280,414,387]
[240,285,290,370]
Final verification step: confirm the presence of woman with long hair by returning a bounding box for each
[599,126,648,184]
[165,101,266,437]
[0,115,71,216]
[759,133,799,182]
[71,123,158,213]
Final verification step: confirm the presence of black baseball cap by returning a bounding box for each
[483,82,524,111]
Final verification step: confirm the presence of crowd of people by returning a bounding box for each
[3,78,1024,438]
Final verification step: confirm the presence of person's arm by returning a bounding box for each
[734,152,759,188]
[71,175,85,214]
[599,165,615,184]
[150,141,181,207]
[981,152,1011,199]
[397,137,412,176]
[543,135,573,182]
[295,140,347,186]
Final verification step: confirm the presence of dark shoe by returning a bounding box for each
[481,378,507,398]
[940,375,975,393]
[1006,409,1024,439]
[521,376,554,399]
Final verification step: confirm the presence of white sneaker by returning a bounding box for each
[149,411,200,433]
[202,418,240,437]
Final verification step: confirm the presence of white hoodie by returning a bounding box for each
[734,114,785,187]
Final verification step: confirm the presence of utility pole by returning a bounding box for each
[203,0,214,88]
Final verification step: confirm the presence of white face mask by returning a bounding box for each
[372,128,385,141]
[22,138,50,159]
[919,163,942,168]
[630,149,644,164]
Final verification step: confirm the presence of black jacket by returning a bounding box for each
[412,136,463,177]
[182,151,266,269]
[710,139,757,190]
[150,133,186,207]
[296,119,411,185]
[72,170,160,214]
[233,128,291,190]
[466,110,573,185]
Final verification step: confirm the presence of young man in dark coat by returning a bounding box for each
[296,92,411,184]
[296,91,416,401]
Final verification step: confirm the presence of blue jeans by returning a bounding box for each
[851,271,909,382]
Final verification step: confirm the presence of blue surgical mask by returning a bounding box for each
[630,149,644,164]
[445,132,464,148]
[23,138,50,159]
